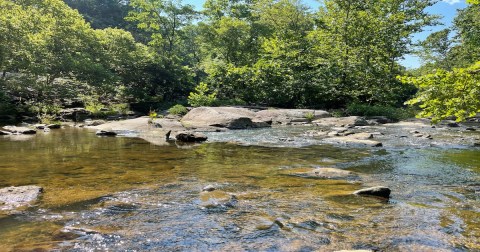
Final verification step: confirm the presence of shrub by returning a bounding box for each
[304,112,315,122]
[188,82,217,107]
[346,103,415,121]
[168,104,188,115]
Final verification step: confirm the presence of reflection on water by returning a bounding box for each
[0,127,479,251]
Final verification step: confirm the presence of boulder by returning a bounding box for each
[366,116,393,124]
[60,108,91,121]
[353,186,391,198]
[85,120,106,126]
[289,167,355,179]
[0,185,43,211]
[314,116,368,127]
[1,126,36,135]
[34,124,47,129]
[175,131,208,142]
[255,109,330,125]
[181,107,269,129]
[47,124,61,129]
[95,130,117,136]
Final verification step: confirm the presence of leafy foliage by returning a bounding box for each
[168,104,188,115]
[346,103,415,122]
[188,82,217,107]
[399,62,480,123]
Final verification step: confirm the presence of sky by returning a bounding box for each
[183,0,468,69]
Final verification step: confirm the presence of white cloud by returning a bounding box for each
[443,0,461,4]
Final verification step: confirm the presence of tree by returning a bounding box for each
[418,29,453,70]
[399,61,480,123]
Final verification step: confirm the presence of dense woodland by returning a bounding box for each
[0,0,479,122]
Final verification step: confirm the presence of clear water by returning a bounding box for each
[0,127,479,251]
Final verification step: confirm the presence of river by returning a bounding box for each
[0,126,479,251]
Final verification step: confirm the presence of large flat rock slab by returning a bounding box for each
[255,109,330,124]
[1,126,36,135]
[313,116,368,127]
[0,185,43,211]
[181,107,269,129]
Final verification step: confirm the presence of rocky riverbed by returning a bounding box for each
[1,107,479,251]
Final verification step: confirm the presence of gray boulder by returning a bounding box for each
[353,186,391,198]
[181,107,269,129]
[0,185,43,211]
[255,109,330,125]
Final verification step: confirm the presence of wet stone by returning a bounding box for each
[289,167,355,180]
[0,185,43,211]
[96,130,117,136]
[353,186,391,199]
[202,185,216,192]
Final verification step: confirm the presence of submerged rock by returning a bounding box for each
[199,190,237,209]
[0,185,43,211]
[290,167,355,180]
[353,186,391,198]
[324,137,382,147]
[175,131,208,142]
[95,130,117,136]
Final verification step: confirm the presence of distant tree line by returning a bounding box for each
[0,0,478,122]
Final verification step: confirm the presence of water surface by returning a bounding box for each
[0,127,479,251]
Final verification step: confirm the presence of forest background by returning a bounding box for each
[0,0,478,123]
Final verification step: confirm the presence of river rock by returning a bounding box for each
[199,190,237,208]
[353,186,391,198]
[466,127,476,131]
[0,185,43,211]
[1,126,36,135]
[95,130,117,136]
[175,131,208,142]
[366,116,393,124]
[34,124,47,129]
[181,107,269,129]
[85,119,106,126]
[60,108,91,121]
[0,130,12,135]
[47,124,61,129]
[255,109,330,125]
[348,132,374,140]
[290,167,355,179]
[202,185,216,192]
[335,250,373,252]
[314,116,368,127]
[324,136,382,147]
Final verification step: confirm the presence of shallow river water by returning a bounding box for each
[0,127,479,251]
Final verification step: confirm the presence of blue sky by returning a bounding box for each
[183,0,468,69]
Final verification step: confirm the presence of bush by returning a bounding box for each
[346,103,415,121]
[168,104,188,115]
[304,112,315,122]
[188,82,217,107]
